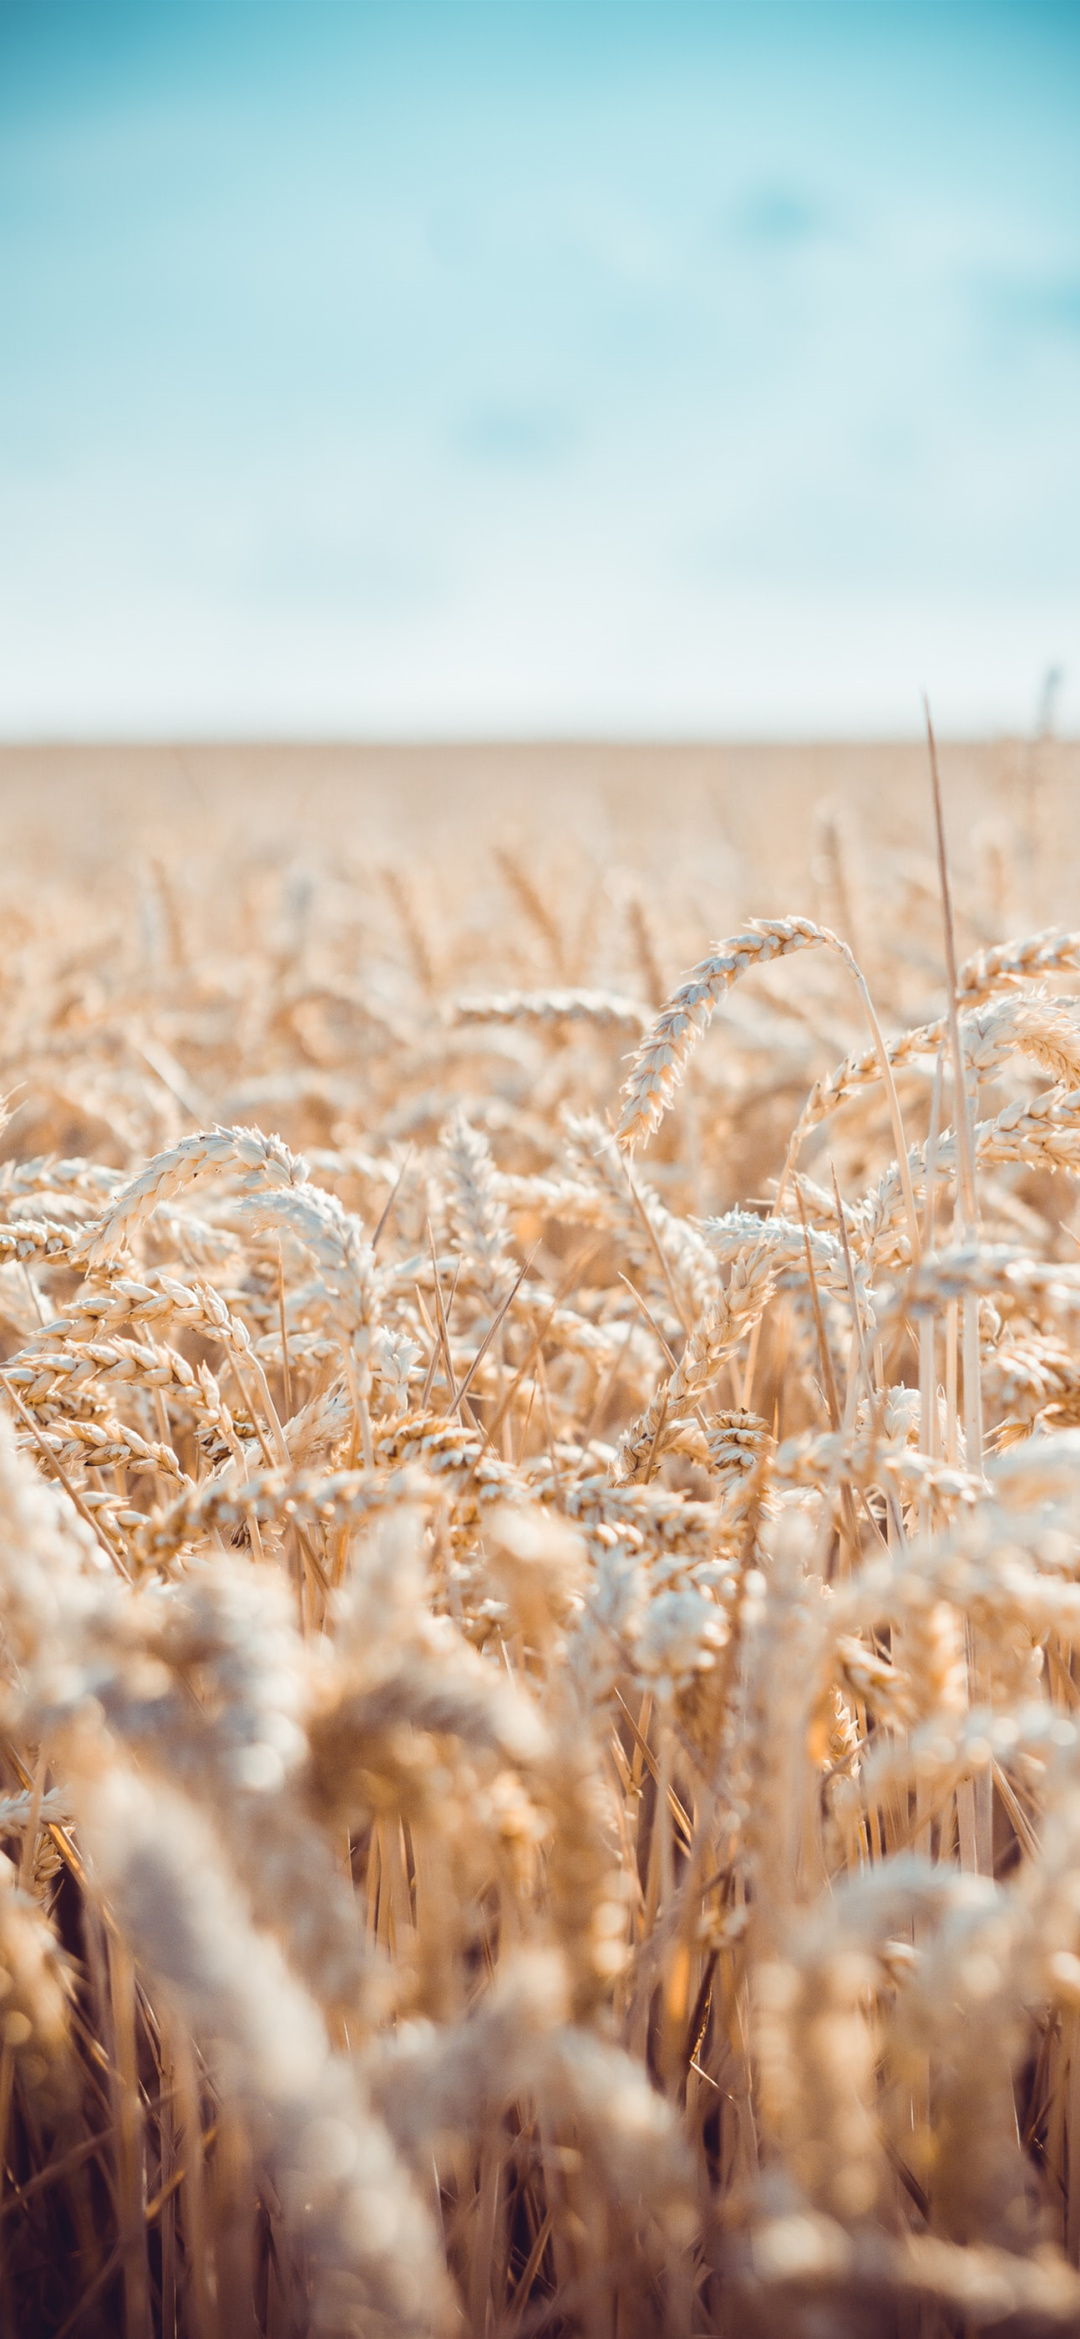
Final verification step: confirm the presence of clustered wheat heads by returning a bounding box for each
[3,773,1080,2335]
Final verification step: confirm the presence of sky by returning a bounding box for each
[0,0,1078,737]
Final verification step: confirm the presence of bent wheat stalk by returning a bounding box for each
[616,915,921,1260]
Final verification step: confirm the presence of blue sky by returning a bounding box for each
[1,0,1078,735]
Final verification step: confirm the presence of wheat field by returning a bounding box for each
[2,736,1080,2337]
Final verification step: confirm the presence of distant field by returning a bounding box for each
[2,737,1076,898]
[1,736,1080,2336]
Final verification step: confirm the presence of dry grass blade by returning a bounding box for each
[926,697,978,1235]
[616,1271,679,1372]
[371,1147,413,1253]
[449,1244,537,1418]
[794,1178,842,1433]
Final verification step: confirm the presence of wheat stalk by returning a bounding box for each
[0,755,1078,2333]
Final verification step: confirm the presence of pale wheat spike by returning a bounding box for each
[791,1017,948,1150]
[616,916,831,1150]
[1010,998,1080,1087]
[231,1186,378,1342]
[133,1457,432,1571]
[454,986,650,1034]
[618,912,922,1259]
[42,1415,190,1482]
[442,1109,515,1305]
[85,1125,309,1266]
[788,993,1080,1181]
[614,1238,777,1483]
[0,1155,124,1203]
[0,1218,90,1267]
[7,1328,198,1406]
[74,1762,453,2338]
[958,926,1080,1003]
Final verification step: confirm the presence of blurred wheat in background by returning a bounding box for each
[0,740,1076,2334]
